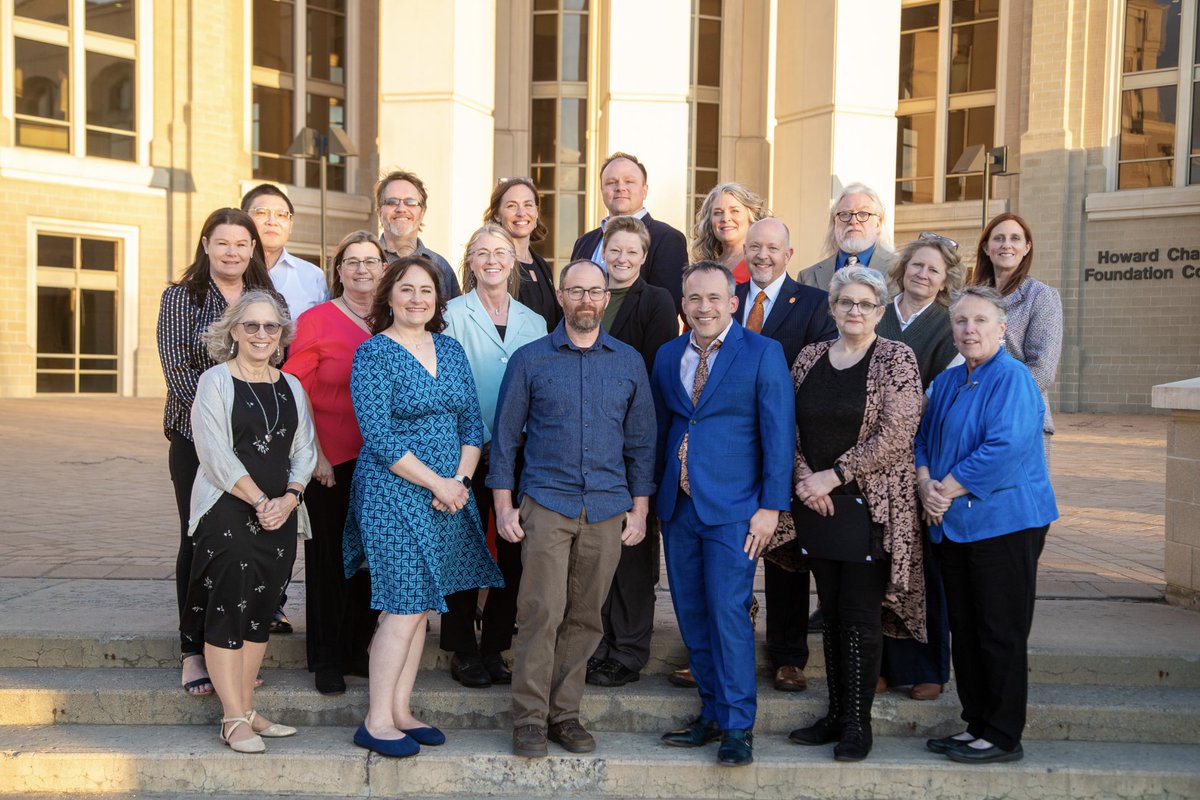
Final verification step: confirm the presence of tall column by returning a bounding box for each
[771,0,900,268]
[377,0,496,261]
[595,0,692,233]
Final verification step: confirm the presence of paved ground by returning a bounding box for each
[0,398,1169,601]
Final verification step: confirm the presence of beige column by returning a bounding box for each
[1152,379,1200,612]
[594,0,692,233]
[377,0,496,262]
[771,0,900,268]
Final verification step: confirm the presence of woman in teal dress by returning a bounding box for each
[344,256,503,758]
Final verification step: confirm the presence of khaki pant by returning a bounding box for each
[510,496,623,728]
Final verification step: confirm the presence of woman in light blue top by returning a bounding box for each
[915,286,1058,766]
[439,224,546,687]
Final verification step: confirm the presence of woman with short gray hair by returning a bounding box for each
[184,291,315,753]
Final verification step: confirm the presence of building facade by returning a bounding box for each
[2,0,1198,411]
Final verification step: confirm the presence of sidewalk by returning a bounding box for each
[0,398,1168,601]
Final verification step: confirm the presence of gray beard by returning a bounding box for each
[838,231,876,254]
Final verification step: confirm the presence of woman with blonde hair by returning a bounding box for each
[690,183,768,285]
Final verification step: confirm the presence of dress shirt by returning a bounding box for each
[269,249,329,318]
[156,279,228,440]
[892,295,936,332]
[679,319,734,393]
[740,271,787,327]
[488,322,656,523]
[836,242,878,270]
[590,207,651,269]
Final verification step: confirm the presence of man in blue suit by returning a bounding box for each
[736,219,836,694]
[651,261,795,767]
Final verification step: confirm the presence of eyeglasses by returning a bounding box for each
[497,176,534,185]
[918,231,960,250]
[471,248,516,262]
[341,257,384,270]
[380,197,423,209]
[239,321,282,335]
[561,287,610,301]
[835,211,878,223]
[834,298,880,314]
[249,207,293,222]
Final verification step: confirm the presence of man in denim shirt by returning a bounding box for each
[489,259,656,758]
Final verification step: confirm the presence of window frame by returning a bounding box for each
[687,0,722,218]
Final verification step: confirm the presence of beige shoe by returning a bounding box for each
[220,715,266,753]
[248,709,297,738]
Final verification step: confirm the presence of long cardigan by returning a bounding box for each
[189,363,317,538]
[791,338,926,642]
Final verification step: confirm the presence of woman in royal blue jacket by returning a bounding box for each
[914,285,1058,765]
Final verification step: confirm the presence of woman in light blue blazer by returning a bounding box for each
[439,223,547,687]
[915,286,1058,766]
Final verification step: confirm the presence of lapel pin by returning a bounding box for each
[789,297,796,304]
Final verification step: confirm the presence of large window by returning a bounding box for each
[896,0,999,204]
[12,0,138,161]
[688,0,722,216]
[530,0,590,267]
[1118,0,1200,188]
[251,0,348,190]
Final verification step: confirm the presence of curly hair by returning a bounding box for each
[889,237,965,308]
[690,182,769,262]
[202,290,295,364]
[369,256,447,335]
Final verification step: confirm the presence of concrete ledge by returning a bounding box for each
[1153,379,1200,413]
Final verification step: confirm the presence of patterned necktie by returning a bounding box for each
[678,339,722,496]
[846,255,859,266]
[746,290,767,334]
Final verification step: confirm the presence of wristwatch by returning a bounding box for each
[454,475,472,489]
[285,487,304,505]
[832,464,847,486]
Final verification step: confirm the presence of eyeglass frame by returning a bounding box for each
[560,286,610,301]
[340,257,385,270]
[379,197,424,210]
[470,248,517,262]
[918,231,960,250]
[833,298,881,314]
[248,207,294,222]
[239,321,283,335]
[835,210,879,224]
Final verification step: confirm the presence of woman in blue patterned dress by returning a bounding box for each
[344,256,504,758]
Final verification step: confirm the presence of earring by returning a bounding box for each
[229,342,236,356]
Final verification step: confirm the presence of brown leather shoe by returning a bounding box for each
[875,676,888,693]
[910,682,944,701]
[774,665,808,692]
[668,666,698,688]
[512,724,547,757]
[547,719,596,753]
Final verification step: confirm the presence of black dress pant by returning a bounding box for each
[937,525,1046,751]
[593,515,660,671]
[168,431,203,656]
[440,447,523,657]
[764,560,811,669]
[808,557,889,630]
[304,459,380,673]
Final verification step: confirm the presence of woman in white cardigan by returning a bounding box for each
[186,290,316,753]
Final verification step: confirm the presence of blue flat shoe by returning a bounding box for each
[353,723,420,758]
[401,726,446,746]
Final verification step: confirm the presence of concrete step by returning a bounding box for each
[3,667,1199,744]
[2,725,1197,799]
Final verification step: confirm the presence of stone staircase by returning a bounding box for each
[1,580,1199,799]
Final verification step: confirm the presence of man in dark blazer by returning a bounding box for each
[571,152,689,316]
[736,218,837,695]
[651,261,795,767]
[799,182,894,292]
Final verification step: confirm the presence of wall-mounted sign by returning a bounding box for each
[1086,246,1200,282]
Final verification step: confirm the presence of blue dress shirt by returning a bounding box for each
[836,242,878,270]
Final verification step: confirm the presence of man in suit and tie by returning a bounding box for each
[571,152,689,316]
[737,218,837,694]
[799,183,894,291]
[651,261,795,767]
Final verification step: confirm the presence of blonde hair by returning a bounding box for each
[460,223,521,297]
[689,183,769,262]
[889,238,965,308]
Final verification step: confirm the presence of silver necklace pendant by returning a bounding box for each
[264,433,272,443]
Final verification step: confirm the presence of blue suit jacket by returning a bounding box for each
[651,323,795,526]
[735,274,836,368]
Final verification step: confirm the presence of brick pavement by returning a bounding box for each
[0,398,1168,600]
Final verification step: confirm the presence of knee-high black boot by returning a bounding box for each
[835,623,881,761]
[788,622,843,745]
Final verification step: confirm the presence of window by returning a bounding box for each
[530,0,590,267]
[688,0,722,216]
[34,231,120,394]
[1118,0,1200,188]
[896,0,999,204]
[12,0,138,161]
[251,0,348,190]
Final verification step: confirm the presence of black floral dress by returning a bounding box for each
[182,376,299,649]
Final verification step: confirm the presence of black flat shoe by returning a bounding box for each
[315,668,346,695]
[482,653,512,685]
[661,716,721,748]
[927,733,974,754]
[946,742,1024,764]
[586,658,640,687]
[450,653,492,688]
[270,607,293,634]
[717,729,753,767]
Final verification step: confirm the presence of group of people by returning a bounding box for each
[156,153,1063,767]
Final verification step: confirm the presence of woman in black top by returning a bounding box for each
[156,208,274,697]
[875,234,964,701]
[483,177,561,331]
